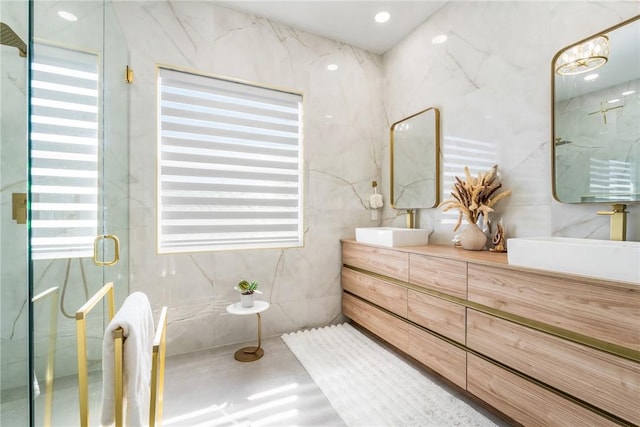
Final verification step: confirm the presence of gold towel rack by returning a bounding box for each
[150,306,168,426]
[76,282,116,427]
[32,286,60,427]
[75,283,168,427]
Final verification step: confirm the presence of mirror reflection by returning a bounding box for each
[390,107,440,209]
[552,15,640,203]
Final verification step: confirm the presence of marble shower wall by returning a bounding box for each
[112,1,385,354]
[382,1,640,243]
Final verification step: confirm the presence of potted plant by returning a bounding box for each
[235,280,259,308]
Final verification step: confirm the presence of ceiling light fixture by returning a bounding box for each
[584,73,599,81]
[57,11,78,22]
[622,90,636,96]
[432,34,448,44]
[327,64,338,71]
[555,35,609,76]
[607,98,620,104]
[374,11,390,23]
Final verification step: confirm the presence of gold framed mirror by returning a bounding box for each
[390,107,440,209]
[552,15,640,203]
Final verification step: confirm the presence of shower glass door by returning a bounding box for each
[0,0,29,425]
[30,0,129,425]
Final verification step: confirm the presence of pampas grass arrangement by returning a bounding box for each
[439,165,511,231]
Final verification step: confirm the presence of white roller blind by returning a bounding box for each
[588,158,633,201]
[157,67,303,253]
[30,44,99,260]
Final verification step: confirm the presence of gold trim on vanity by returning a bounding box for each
[344,264,639,363]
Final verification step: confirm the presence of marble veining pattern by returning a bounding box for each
[4,2,638,387]
[113,1,385,355]
[381,1,639,243]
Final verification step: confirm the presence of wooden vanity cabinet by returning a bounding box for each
[342,241,408,281]
[467,309,640,425]
[342,292,408,351]
[409,253,467,299]
[468,263,640,351]
[341,267,407,317]
[406,324,467,389]
[407,290,465,344]
[467,354,621,427]
[341,240,639,426]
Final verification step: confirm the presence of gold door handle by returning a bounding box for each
[12,193,27,224]
[93,234,120,266]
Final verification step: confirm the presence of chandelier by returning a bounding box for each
[555,35,609,76]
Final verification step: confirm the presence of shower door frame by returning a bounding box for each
[28,0,130,425]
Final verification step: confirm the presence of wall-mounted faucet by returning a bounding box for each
[596,203,627,241]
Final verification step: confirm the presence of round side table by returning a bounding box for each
[226,300,270,362]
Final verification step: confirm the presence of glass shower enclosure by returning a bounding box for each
[1,0,129,425]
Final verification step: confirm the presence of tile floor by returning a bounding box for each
[161,336,346,427]
[2,328,512,426]
[161,330,512,427]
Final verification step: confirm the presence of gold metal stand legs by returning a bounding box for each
[234,313,264,362]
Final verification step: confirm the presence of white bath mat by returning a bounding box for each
[281,323,497,427]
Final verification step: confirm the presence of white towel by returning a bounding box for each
[101,292,155,427]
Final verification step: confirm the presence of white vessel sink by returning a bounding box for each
[507,237,640,284]
[355,227,429,247]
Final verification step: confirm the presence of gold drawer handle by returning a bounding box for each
[93,234,120,266]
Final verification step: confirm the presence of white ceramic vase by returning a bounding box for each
[459,223,487,251]
[240,293,254,308]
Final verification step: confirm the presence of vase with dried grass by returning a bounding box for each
[439,165,511,251]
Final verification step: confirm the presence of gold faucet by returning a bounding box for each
[596,203,628,241]
[403,209,415,229]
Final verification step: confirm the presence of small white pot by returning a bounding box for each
[240,293,254,308]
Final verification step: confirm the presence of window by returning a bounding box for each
[157,67,303,253]
[30,44,99,260]
[587,158,634,201]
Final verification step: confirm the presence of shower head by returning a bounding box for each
[0,22,27,57]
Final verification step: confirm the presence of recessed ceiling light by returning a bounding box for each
[607,98,620,104]
[57,11,78,22]
[622,90,635,96]
[374,11,391,23]
[432,34,448,44]
[327,64,338,71]
[584,73,599,81]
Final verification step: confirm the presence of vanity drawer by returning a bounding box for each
[467,263,640,351]
[467,309,640,425]
[342,267,407,317]
[342,241,409,282]
[406,323,466,389]
[409,253,467,299]
[342,292,408,351]
[407,290,465,344]
[467,354,619,427]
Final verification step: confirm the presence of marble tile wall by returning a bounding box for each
[381,1,639,243]
[112,1,385,355]
[115,1,640,356]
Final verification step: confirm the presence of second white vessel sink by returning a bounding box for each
[355,227,429,247]
[507,237,640,284]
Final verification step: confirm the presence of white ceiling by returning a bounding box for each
[215,1,448,54]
